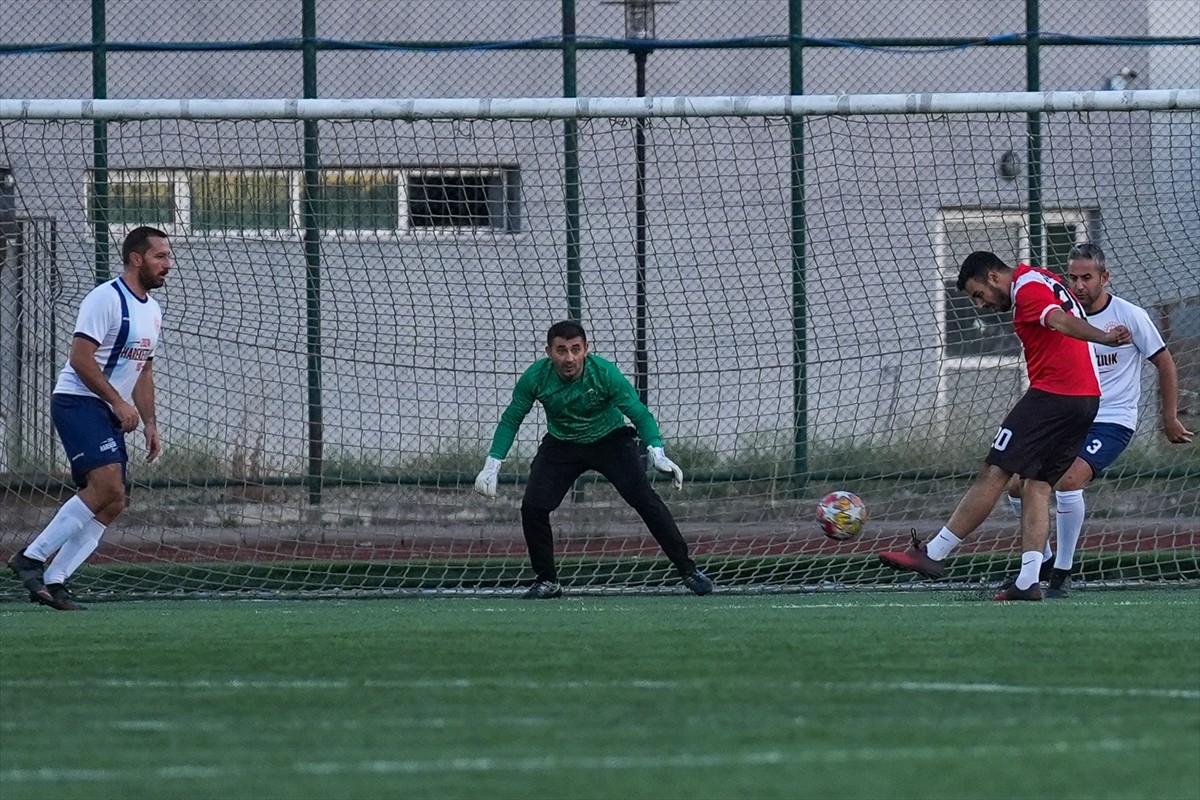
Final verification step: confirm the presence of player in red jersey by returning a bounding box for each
[878,251,1132,601]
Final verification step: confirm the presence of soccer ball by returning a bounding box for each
[816,491,868,540]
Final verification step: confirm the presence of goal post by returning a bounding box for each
[1,90,1197,597]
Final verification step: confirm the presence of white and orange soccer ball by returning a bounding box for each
[816,490,868,541]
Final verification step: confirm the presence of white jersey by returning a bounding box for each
[54,277,162,403]
[1086,293,1166,430]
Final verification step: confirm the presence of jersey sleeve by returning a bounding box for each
[73,285,119,346]
[487,364,539,459]
[1012,279,1063,327]
[149,299,163,359]
[604,360,664,448]
[1126,304,1167,359]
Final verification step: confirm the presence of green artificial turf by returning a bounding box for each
[2,590,1198,800]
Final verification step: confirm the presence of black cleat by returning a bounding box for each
[993,582,1043,602]
[43,583,84,611]
[8,549,51,603]
[1045,568,1072,599]
[681,569,714,596]
[1040,560,1055,583]
[998,558,1057,591]
[521,580,563,600]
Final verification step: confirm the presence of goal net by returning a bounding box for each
[1,92,1197,598]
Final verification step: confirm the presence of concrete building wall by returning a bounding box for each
[1,1,1197,473]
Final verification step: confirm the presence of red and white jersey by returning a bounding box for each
[1010,264,1100,397]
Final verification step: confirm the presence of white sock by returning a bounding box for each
[924,527,962,561]
[44,518,106,585]
[24,496,94,562]
[1007,495,1022,518]
[1015,551,1044,590]
[1054,489,1085,570]
[1043,542,1053,561]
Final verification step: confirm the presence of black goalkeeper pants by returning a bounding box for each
[520,426,696,583]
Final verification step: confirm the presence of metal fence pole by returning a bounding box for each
[1026,0,1043,267]
[91,0,109,284]
[790,0,809,486]
[633,46,649,408]
[562,0,582,323]
[302,0,324,506]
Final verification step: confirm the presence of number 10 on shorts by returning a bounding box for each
[992,427,1013,451]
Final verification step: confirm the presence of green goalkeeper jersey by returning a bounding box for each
[487,353,664,459]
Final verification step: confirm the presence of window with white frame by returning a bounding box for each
[88,171,175,228]
[317,169,399,232]
[88,166,520,236]
[191,171,292,232]
[938,209,1094,362]
[406,168,520,232]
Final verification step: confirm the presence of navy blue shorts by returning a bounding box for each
[1077,422,1135,476]
[52,393,127,488]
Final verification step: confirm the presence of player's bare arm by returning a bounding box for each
[1149,348,1194,444]
[68,336,140,432]
[1044,307,1131,346]
[133,360,162,461]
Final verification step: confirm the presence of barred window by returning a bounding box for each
[88,166,521,237]
[191,171,291,231]
[89,173,174,227]
[316,170,399,232]
[407,169,520,232]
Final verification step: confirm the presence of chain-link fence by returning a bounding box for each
[2,1,1197,100]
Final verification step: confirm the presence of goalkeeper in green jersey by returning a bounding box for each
[475,320,713,599]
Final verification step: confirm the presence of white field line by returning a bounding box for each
[462,597,1200,612]
[759,599,1200,610]
[0,716,550,733]
[0,738,1164,784]
[2,676,1196,700]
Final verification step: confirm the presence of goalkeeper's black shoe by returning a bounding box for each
[1045,568,1072,599]
[43,583,84,611]
[681,569,714,596]
[7,549,53,605]
[522,580,563,600]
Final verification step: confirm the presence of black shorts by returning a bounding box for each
[985,388,1099,485]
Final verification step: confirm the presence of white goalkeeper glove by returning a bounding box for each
[474,457,503,498]
[647,446,684,490]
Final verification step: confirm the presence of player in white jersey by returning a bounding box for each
[1006,243,1192,597]
[7,226,171,610]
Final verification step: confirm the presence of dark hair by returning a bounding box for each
[956,251,1011,291]
[122,226,169,265]
[546,320,587,345]
[1068,242,1106,271]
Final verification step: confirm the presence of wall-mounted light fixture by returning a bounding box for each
[1104,67,1139,91]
